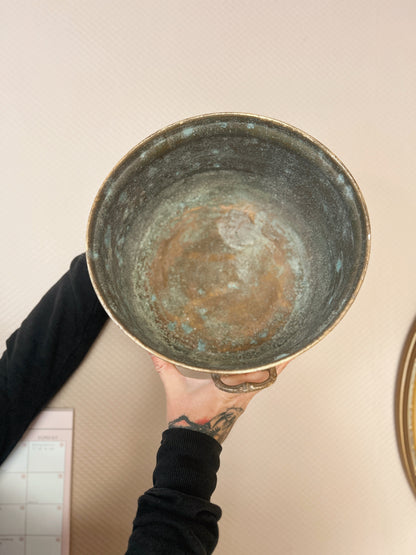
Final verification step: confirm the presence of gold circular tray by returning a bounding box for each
[396,319,416,496]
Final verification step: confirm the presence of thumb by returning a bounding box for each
[151,355,184,389]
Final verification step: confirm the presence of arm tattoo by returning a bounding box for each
[168,407,244,443]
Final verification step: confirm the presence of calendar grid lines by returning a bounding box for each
[0,410,73,555]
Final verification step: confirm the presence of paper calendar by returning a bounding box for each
[0,410,73,555]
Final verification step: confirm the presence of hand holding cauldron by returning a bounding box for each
[152,355,288,443]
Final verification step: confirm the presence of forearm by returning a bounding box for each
[126,428,222,555]
[0,253,108,463]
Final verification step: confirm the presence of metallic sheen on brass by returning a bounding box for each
[86,113,371,392]
[396,319,416,497]
[212,367,277,393]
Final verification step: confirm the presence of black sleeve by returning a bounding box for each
[0,253,108,464]
[126,428,222,555]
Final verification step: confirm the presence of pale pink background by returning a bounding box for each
[1,2,416,554]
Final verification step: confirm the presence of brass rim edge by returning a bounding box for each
[396,318,416,497]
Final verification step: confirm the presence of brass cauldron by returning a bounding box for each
[87,113,370,391]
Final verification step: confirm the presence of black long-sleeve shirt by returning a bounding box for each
[0,254,222,554]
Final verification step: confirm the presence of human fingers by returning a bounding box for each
[150,355,185,388]
[151,355,172,375]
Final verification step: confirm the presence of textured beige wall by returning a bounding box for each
[1,1,416,553]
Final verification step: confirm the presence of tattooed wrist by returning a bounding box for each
[168,407,244,443]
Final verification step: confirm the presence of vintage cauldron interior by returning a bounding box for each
[87,114,370,372]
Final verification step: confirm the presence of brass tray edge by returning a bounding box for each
[395,317,416,497]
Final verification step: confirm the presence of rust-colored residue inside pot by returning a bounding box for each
[145,201,297,353]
